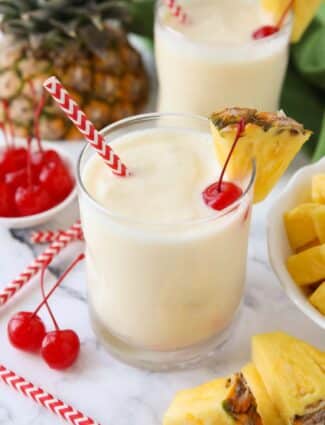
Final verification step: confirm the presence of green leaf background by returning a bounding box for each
[281,3,325,160]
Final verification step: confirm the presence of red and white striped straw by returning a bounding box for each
[163,0,188,23]
[0,364,100,425]
[31,229,84,244]
[0,221,82,307]
[43,76,130,177]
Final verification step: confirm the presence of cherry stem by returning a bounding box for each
[217,118,245,192]
[276,0,293,29]
[26,135,32,189]
[33,253,85,319]
[0,122,9,149]
[40,262,60,331]
[2,100,15,147]
[33,93,45,153]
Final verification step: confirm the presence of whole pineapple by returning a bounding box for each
[0,0,152,140]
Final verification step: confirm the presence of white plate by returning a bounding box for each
[267,157,325,329]
[0,142,77,229]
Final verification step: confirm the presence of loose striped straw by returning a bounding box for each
[31,228,84,244]
[0,364,100,425]
[0,221,82,307]
[43,76,130,177]
[163,0,188,23]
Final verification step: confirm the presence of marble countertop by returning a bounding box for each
[0,143,323,425]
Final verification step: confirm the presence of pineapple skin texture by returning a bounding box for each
[284,203,320,251]
[163,378,234,425]
[287,243,325,285]
[261,0,323,43]
[242,363,284,425]
[0,34,148,141]
[309,281,325,315]
[210,122,310,203]
[312,175,325,204]
[252,332,325,423]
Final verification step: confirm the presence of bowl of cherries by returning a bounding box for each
[0,100,76,228]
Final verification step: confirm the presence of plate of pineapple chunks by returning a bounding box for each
[164,332,325,425]
[268,157,325,329]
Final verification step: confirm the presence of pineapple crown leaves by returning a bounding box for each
[0,0,155,49]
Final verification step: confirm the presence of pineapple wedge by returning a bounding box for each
[287,244,325,285]
[241,363,284,425]
[312,175,325,204]
[312,205,325,244]
[210,108,311,203]
[310,281,325,315]
[284,203,320,251]
[261,0,323,43]
[163,377,234,425]
[164,367,283,425]
[252,332,325,425]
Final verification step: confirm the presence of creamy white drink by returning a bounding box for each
[78,114,254,369]
[155,0,291,115]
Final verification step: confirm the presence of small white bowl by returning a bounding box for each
[267,157,325,329]
[0,143,77,229]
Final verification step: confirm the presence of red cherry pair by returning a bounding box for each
[8,253,84,370]
[252,0,293,39]
[202,119,245,211]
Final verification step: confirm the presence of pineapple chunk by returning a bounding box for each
[261,0,323,43]
[210,108,311,203]
[287,244,325,285]
[312,205,325,244]
[163,378,234,425]
[164,366,283,425]
[284,203,320,251]
[252,332,325,425]
[242,363,284,425]
[310,281,325,315]
[312,175,325,204]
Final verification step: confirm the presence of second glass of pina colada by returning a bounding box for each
[155,0,292,115]
[77,109,310,370]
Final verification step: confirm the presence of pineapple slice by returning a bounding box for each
[163,377,234,425]
[241,364,284,425]
[312,205,325,244]
[261,0,322,43]
[252,332,325,425]
[312,175,325,204]
[287,244,325,285]
[210,108,311,203]
[164,366,283,425]
[284,203,320,252]
[309,281,325,315]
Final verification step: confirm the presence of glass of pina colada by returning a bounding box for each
[155,0,292,115]
[77,109,310,370]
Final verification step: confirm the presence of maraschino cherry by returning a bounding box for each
[15,136,53,216]
[0,182,16,217]
[7,312,46,352]
[7,253,84,370]
[202,119,245,211]
[39,256,84,370]
[252,0,293,39]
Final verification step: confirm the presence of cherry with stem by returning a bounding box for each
[252,0,294,39]
[203,119,245,211]
[7,253,85,365]
[39,253,84,370]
